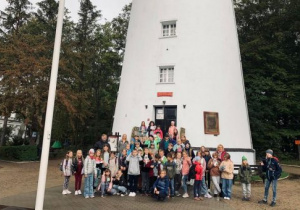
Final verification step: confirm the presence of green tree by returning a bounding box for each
[234,0,300,158]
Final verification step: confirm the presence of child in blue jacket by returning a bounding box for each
[153,170,169,201]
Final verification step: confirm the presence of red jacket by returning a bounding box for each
[194,162,203,181]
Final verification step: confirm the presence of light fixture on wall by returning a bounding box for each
[163,101,166,105]
[183,104,186,109]
[145,105,148,109]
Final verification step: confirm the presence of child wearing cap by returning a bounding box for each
[83,149,97,198]
[258,149,282,207]
[238,156,252,201]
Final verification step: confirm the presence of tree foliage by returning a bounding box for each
[0,0,132,146]
[235,0,300,158]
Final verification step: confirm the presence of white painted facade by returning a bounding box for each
[112,0,255,164]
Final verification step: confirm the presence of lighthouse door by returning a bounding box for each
[155,106,177,137]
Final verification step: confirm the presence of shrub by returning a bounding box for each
[0,145,37,161]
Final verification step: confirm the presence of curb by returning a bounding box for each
[0,160,40,164]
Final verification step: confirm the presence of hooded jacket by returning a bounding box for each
[153,175,170,195]
[126,154,142,175]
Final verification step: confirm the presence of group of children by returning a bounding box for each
[61,134,280,206]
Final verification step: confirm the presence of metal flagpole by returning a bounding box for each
[35,0,65,209]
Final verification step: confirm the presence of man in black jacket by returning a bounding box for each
[94,134,111,151]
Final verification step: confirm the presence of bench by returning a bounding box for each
[233,164,264,184]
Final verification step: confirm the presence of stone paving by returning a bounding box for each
[0,185,233,210]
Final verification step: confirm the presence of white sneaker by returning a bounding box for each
[78,190,82,195]
[121,194,125,197]
[132,192,136,197]
[85,196,89,198]
[62,190,67,195]
[75,190,78,195]
[224,197,229,200]
[128,192,133,197]
[205,193,212,199]
[66,190,71,194]
[182,193,189,198]
[90,195,95,198]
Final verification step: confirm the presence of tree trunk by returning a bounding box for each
[0,116,9,146]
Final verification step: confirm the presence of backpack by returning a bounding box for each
[189,164,196,179]
[273,157,282,179]
[59,160,63,171]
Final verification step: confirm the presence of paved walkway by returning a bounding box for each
[281,164,300,175]
[0,186,233,210]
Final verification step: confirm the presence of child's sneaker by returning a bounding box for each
[85,196,89,198]
[270,201,276,207]
[194,197,200,201]
[66,190,71,194]
[132,192,136,197]
[128,192,133,197]
[62,190,67,195]
[198,197,204,201]
[258,200,268,204]
[242,197,247,201]
[90,195,95,198]
[205,193,212,198]
[121,193,125,197]
[182,193,189,198]
[78,190,82,195]
[246,197,250,201]
[75,190,78,195]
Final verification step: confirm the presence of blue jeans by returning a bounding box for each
[101,182,117,195]
[169,178,174,196]
[200,176,208,195]
[113,185,127,193]
[194,180,203,198]
[222,179,233,198]
[182,175,188,194]
[84,174,94,197]
[264,179,277,202]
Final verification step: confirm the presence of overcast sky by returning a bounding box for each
[0,0,132,22]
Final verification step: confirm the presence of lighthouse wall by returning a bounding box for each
[112,0,255,164]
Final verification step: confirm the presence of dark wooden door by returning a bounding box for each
[155,106,177,137]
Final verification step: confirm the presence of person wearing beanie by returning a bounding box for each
[238,156,252,201]
[258,149,282,207]
[83,148,97,198]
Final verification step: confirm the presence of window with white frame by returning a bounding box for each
[162,21,176,37]
[159,67,174,83]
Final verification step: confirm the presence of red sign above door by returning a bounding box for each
[157,92,173,97]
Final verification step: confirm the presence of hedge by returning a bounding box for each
[0,145,37,161]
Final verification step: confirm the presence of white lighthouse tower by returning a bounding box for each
[112,0,255,164]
